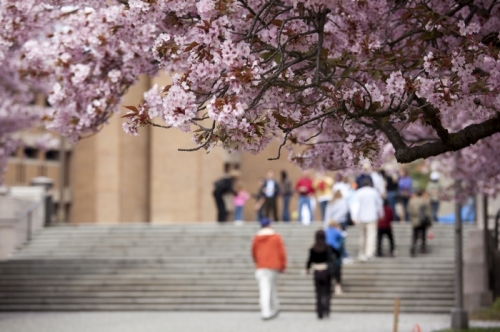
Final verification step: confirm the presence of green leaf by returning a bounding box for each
[260,52,274,60]
[335,67,354,89]
[368,101,381,113]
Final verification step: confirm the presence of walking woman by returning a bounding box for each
[306,230,332,319]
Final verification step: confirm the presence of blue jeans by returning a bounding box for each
[319,200,328,222]
[256,206,263,222]
[431,201,439,222]
[234,206,244,221]
[386,191,398,221]
[298,195,312,223]
[282,195,291,222]
[400,197,410,222]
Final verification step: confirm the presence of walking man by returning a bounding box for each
[350,178,383,261]
[212,171,238,222]
[295,170,315,224]
[251,218,287,320]
[260,170,280,221]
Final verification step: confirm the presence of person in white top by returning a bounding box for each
[260,170,280,221]
[350,178,384,261]
[370,170,387,198]
[332,176,352,201]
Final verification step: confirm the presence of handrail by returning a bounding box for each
[0,196,37,205]
[15,200,42,222]
[0,199,42,222]
[0,198,44,242]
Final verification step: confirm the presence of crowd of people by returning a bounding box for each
[213,166,442,228]
[245,165,444,320]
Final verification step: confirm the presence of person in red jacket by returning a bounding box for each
[251,218,287,320]
[377,199,395,257]
[295,170,315,223]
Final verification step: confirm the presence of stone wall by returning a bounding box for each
[0,187,45,260]
[67,70,306,223]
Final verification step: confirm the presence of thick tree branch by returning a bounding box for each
[416,98,450,144]
[377,115,500,163]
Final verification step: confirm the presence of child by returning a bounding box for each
[233,182,249,224]
[325,221,344,295]
[377,199,395,257]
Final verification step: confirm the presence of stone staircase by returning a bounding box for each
[0,223,470,313]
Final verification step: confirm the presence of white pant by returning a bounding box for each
[255,268,279,318]
[358,222,377,258]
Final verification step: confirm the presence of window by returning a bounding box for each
[45,150,60,161]
[24,147,38,159]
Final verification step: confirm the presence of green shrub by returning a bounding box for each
[471,297,500,321]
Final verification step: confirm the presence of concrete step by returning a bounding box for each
[0,223,471,313]
[0,303,453,313]
[0,283,453,293]
[0,290,454,299]
[27,233,464,242]
[0,297,455,307]
[0,261,455,270]
[0,268,455,276]
[0,258,456,266]
[0,273,455,281]
[23,245,456,251]
[17,250,455,256]
[20,246,458,252]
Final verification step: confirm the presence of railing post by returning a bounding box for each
[30,176,54,226]
[451,151,468,330]
[45,194,53,226]
[27,212,32,242]
[495,210,500,250]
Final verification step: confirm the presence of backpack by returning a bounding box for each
[419,204,431,227]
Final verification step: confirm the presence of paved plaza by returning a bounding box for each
[1,312,499,332]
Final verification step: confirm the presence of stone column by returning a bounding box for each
[463,229,493,311]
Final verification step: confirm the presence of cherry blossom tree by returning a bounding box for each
[0,53,42,182]
[2,0,500,193]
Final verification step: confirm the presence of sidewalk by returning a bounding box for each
[0,311,483,332]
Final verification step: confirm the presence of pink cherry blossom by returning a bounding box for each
[1,0,500,196]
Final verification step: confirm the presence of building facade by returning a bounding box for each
[5,74,305,223]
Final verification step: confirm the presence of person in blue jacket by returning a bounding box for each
[324,221,344,295]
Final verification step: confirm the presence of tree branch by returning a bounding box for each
[416,98,450,144]
[147,120,171,130]
[178,121,216,152]
[378,115,500,163]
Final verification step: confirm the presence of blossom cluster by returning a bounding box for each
[1,0,500,195]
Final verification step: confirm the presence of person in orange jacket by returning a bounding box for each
[251,218,287,320]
